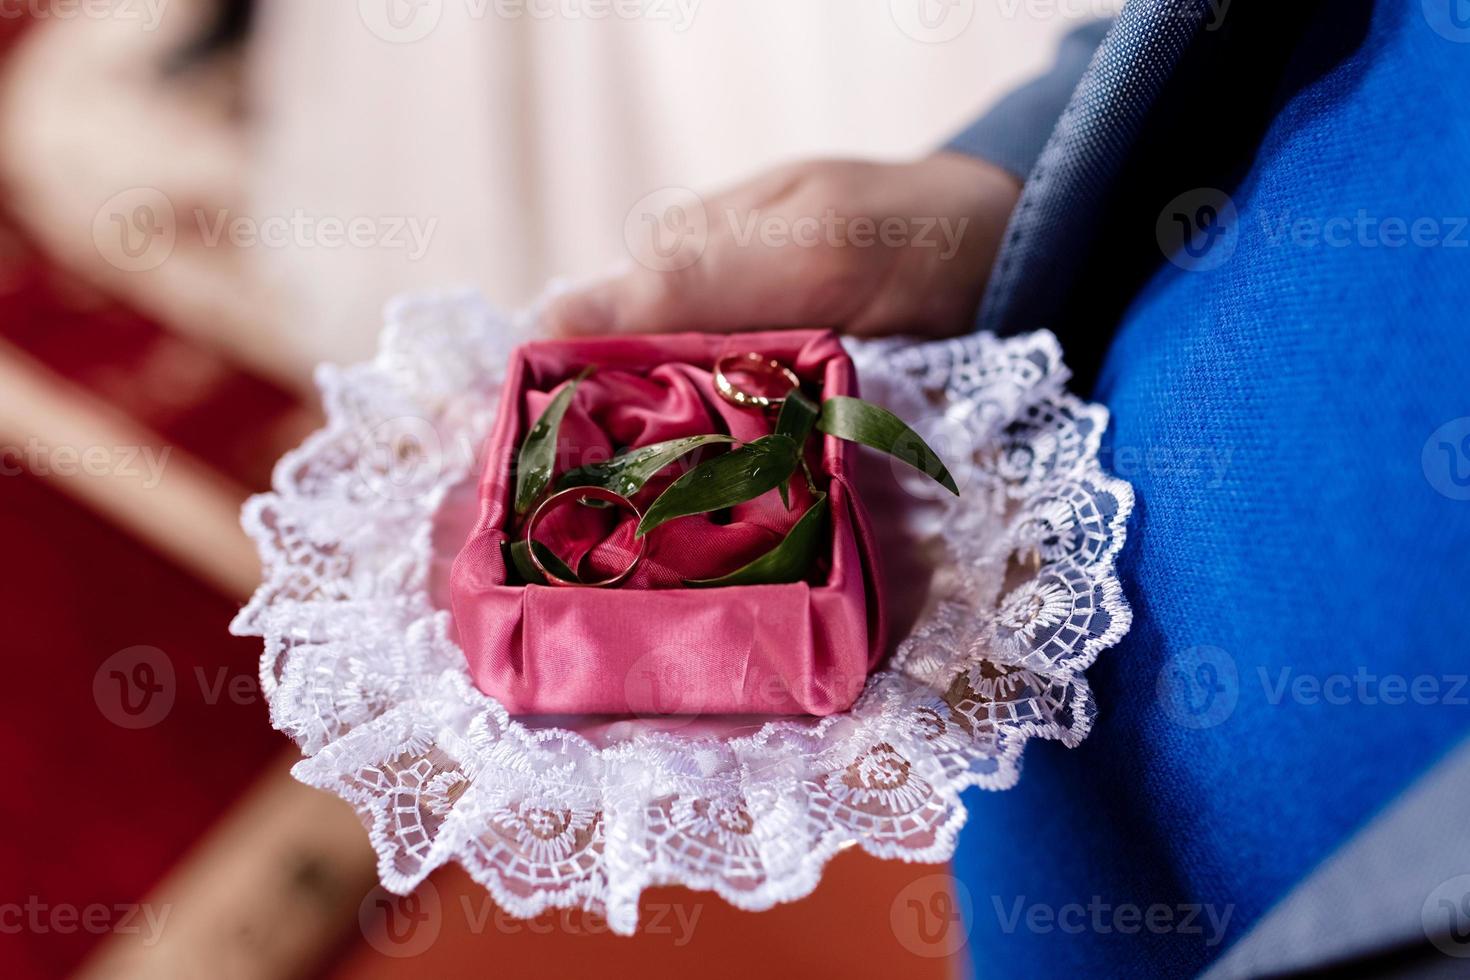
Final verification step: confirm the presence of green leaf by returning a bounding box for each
[514,366,594,515]
[775,389,819,446]
[507,540,581,585]
[774,389,818,510]
[684,494,828,587]
[557,434,735,497]
[637,435,801,537]
[817,395,959,496]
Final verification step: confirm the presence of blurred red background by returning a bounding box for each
[0,8,965,978]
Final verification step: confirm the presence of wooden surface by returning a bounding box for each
[332,855,964,980]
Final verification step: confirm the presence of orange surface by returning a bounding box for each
[330,852,966,980]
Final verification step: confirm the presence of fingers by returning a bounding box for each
[543,281,620,337]
[542,156,1009,341]
[545,170,812,338]
[545,223,844,338]
[544,270,684,337]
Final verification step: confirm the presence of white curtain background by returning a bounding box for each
[250,0,1113,366]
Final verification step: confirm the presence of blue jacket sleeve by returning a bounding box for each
[944,19,1112,180]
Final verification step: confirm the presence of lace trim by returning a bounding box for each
[231,289,1133,934]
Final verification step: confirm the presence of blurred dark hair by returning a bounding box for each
[166,0,256,72]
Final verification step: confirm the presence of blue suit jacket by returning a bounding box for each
[946,2,1470,975]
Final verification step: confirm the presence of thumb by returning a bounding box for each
[543,280,622,337]
[544,269,692,337]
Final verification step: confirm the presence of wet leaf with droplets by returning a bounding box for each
[637,435,801,537]
[514,366,594,515]
[558,435,736,499]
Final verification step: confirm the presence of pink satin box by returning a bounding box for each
[449,330,886,716]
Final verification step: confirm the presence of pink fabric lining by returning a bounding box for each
[449,331,885,716]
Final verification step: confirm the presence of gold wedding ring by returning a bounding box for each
[524,486,647,588]
[713,352,801,410]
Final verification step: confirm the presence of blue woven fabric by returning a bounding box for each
[951,2,1470,976]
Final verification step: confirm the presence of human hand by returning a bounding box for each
[545,153,1020,340]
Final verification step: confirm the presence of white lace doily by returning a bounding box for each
[230,289,1133,935]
